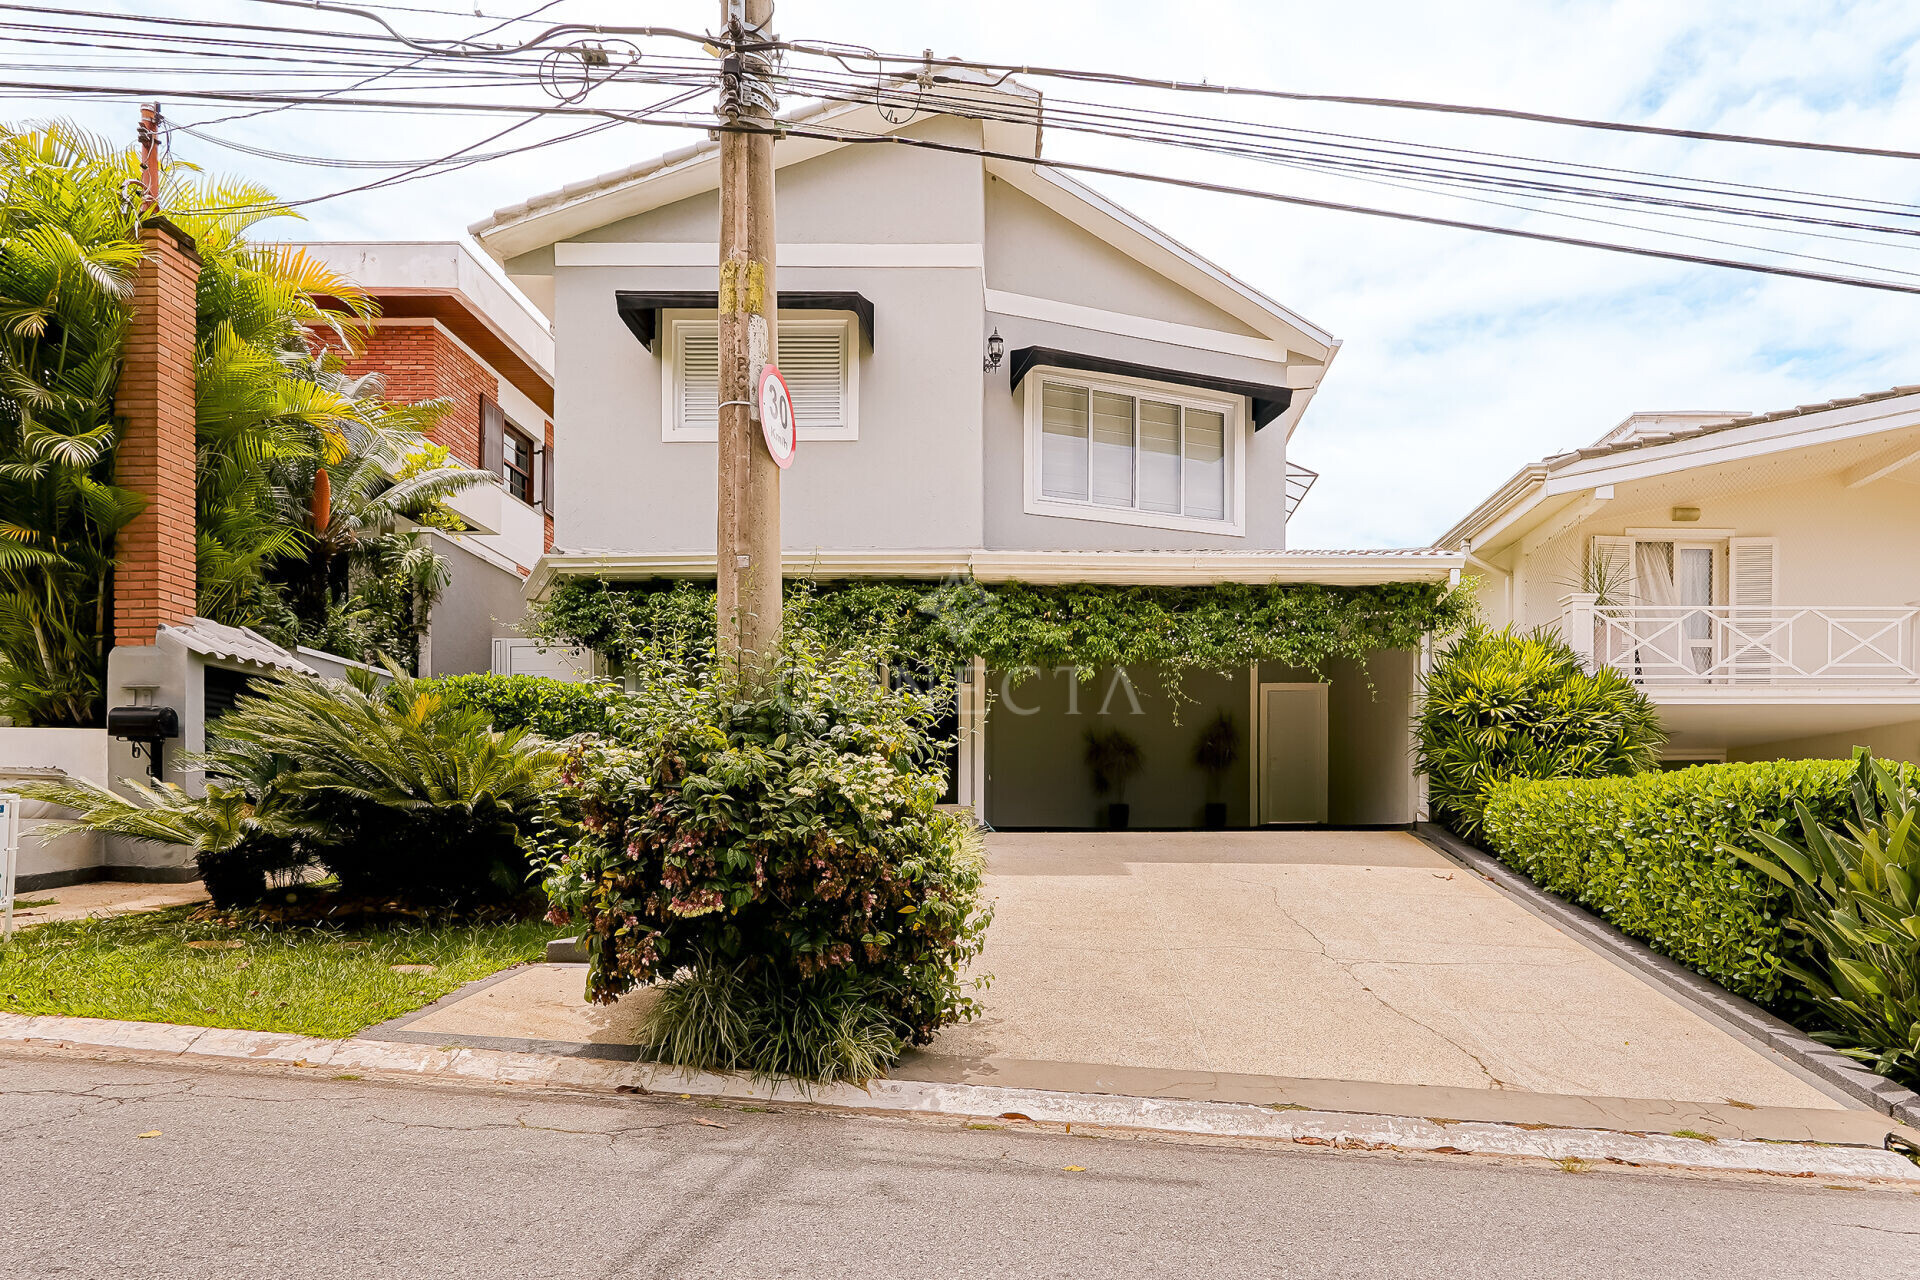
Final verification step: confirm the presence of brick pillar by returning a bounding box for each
[112,217,202,647]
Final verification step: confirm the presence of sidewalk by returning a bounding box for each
[7,880,207,927]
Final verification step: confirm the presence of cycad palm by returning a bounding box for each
[21,667,563,907]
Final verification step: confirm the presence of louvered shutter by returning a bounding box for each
[1728,538,1779,679]
[778,325,847,434]
[675,323,720,435]
[540,435,555,510]
[1588,535,1635,605]
[479,394,505,473]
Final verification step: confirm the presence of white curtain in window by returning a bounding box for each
[1633,541,1678,606]
[1137,399,1182,513]
[1040,383,1090,501]
[1090,391,1135,507]
[1183,408,1227,521]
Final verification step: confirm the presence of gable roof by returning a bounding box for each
[1438,383,1920,553]
[468,74,1334,365]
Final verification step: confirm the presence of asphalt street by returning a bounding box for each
[1,1047,1915,1279]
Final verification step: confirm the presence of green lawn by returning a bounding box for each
[0,907,556,1038]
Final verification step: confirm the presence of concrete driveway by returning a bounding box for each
[898,830,1867,1138]
[377,828,1883,1142]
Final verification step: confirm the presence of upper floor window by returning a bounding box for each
[663,314,858,442]
[501,422,535,504]
[1026,370,1244,534]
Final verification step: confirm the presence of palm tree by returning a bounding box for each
[0,122,145,725]
[0,120,476,720]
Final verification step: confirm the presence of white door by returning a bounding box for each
[1259,683,1328,825]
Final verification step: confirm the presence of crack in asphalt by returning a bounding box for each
[361,1106,694,1147]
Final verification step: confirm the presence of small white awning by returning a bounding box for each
[160,618,318,675]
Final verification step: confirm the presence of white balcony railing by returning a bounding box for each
[1560,594,1920,686]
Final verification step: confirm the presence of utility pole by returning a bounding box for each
[137,103,162,211]
[715,0,780,676]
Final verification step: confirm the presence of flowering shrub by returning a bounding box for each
[541,645,991,1080]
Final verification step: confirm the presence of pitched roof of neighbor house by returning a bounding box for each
[1437,382,1920,554]
[293,240,555,414]
[1545,384,1920,465]
[467,72,1336,365]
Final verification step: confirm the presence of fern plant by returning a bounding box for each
[1738,751,1920,1088]
[1415,625,1665,841]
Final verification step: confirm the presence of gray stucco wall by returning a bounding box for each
[984,666,1251,829]
[519,118,1301,558]
[1258,651,1419,826]
[545,117,986,555]
[423,531,534,676]
[982,652,1415,829]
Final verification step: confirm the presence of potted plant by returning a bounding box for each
[1085,726,1143,829]
[1192,710,1238,829]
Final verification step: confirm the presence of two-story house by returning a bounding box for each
[1439,386,1920,764]
[298,240,588,679]
[471,77,1463,829]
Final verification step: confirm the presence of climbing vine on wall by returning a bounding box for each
[530,575,1473,690]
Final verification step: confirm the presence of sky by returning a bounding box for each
[28,0,1920,548]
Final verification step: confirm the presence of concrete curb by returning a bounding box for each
[2,1011,1916,1183]
[1412,822,1920,1128]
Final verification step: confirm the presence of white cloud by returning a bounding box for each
[35,0,1920,547]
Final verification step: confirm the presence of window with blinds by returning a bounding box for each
[665,316,856,440]
[1034,375,1237,530]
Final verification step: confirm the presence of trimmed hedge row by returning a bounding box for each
[1480,759,1857,1002]
[419,674,624,739]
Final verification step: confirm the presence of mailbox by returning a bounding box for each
[106,705,180,742]
[106,705,179,780]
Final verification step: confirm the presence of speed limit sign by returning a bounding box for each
[757,364,797,469]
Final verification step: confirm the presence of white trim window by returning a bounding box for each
[1023,367,1246,534]
[661,313,858,441]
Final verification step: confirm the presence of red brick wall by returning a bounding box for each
[331,321,497,467]
[113,221,202,646]
[315,318,557,552]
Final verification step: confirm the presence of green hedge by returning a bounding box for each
[1480,760,1857,1001]
[420,674,624,739]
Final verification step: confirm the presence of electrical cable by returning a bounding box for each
[743,118,1920,295]
[774,73,1920,259]
[782,43,1920,163]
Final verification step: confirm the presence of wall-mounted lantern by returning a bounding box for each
[983,328,1005,373]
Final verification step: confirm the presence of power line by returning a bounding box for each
[747,119,1920,296]
[172,83,706,216]
[780,75,1920,249]
[786,45,1920,164]
[776,67,1920,222]
[9,39,1920,292]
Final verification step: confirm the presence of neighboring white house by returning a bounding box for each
[471,74,1465,829]
[1437,384,1920,764]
